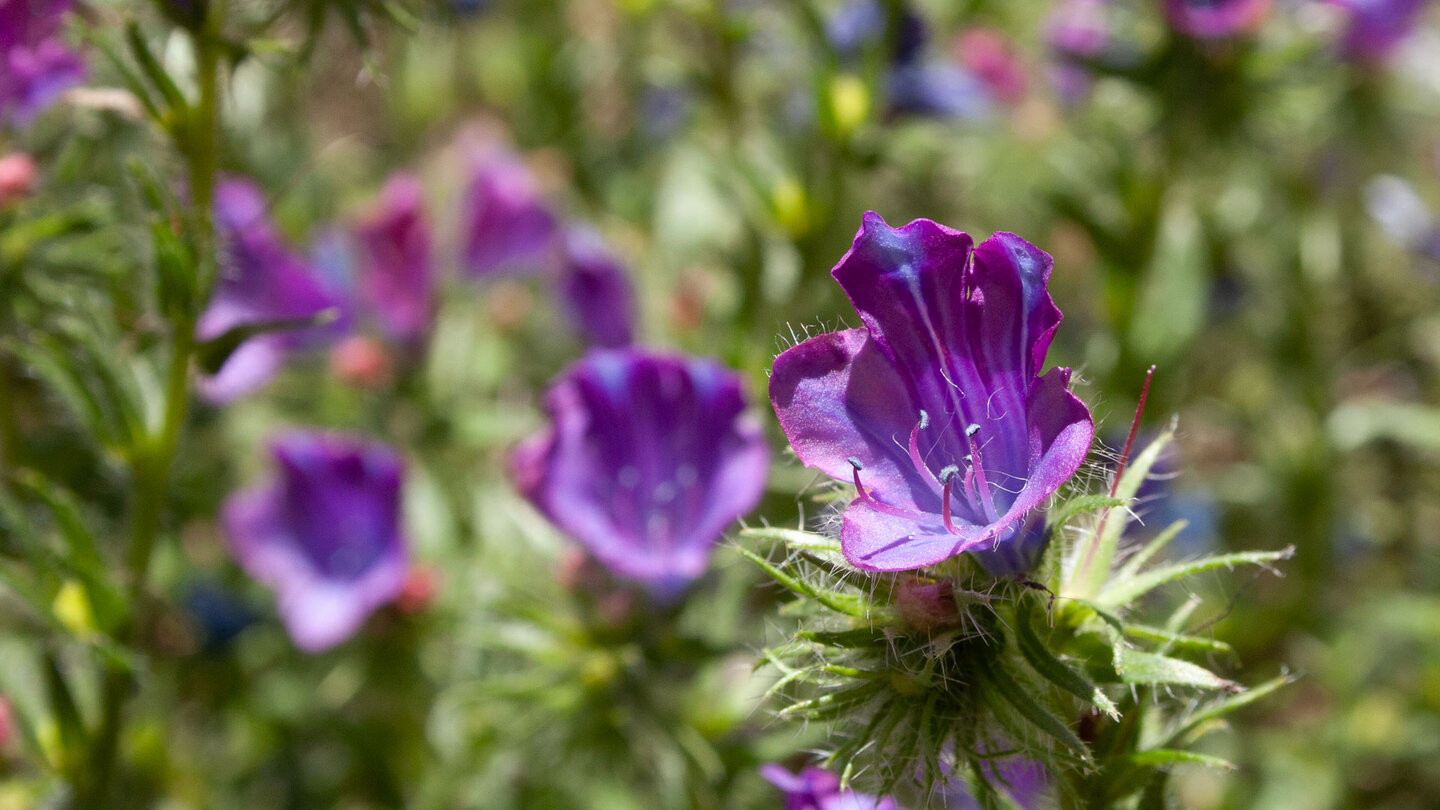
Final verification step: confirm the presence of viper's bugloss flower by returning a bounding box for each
[1161,0,1272,38]
[511,349,769,599]
[222,432,410,652]
[558,226,635,348]
[760,765,901,810]
[954,28,1027,105]
[888,61,993,121]
[0,0,85,126]
[460,148,557,277]
[1049,0,1110,59]
[354,172,434,347]
[1324,0,1430,62]
[827,0,926,66]
[939,752,1048,810]
[197,179,341,403]
[769,213,1093,572]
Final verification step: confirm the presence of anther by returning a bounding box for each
[966,423,981,437]
[918,410,930,429]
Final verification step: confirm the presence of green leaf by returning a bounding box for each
[739,525,841,553]
[1049,494,1126,531]
[1067,429,1175,599]
[194,310,340,375]
[981,654,1090,759]
[1114,649,1237,691]
[1116,519,1189,581]
[1122,624,1234,657]
[1098,546,1295,608]
[733,545,869,617]
[125,22,189,113]
[1164,673,1294,747]
[1126,749,1235,770]
[1014,596,1120,719]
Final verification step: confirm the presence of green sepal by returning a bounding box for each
[1014,595,1120,719]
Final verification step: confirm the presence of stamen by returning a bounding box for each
[908,412,941,490]
[967,432,1001,522]
[1109,365,1156,498]
[938,465,960,534]
[848,457,876,506]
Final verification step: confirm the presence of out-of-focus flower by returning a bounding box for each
[0,152,37,205]
[395,563,441,614]
[1161,0,1272,38]
[0,0,85,126]
[954,28,1027,105]
[760,765,901,810]
[460,147,558,277]
[329,334,394,388]
[1364,174,1440,262]
[1324,0,1431,62]
[1047,0,1111,103]
[179,581,257,653]
[197,179,341,403]
[769,213,1094,572]
[222,431,410,652]
[887,61,994,120]
[354,172,434,347]
[937,751,1049,809]
[557,226,636,348]
[511,349,769,599]
[827,0,926,66]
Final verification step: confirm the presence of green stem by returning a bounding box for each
[82,11,223,803]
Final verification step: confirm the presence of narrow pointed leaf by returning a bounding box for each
[1126,749,1235,770]
[1015,596,1120,719]
[740,525,842,553]
[1165,673,1294,747]
[1114,648,1237,691]
[734,545,868,617]
[982,655,1090,758]
[1117,519,1190,580]
[1099,546,1295,608]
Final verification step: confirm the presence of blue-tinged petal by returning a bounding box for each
[558,226,635,348]
[841,497,992,572]
[355,172,433,346]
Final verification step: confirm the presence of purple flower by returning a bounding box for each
[938,753,1048,810]
[887,61,994,121]
[1049,0,1110,60]
[196,179,342,403]
[760,765,901,810]
[222,432,410,652]
[827,0,926,66]
[557,226,636,348]
[769,213,1094,573]
[460,148,558,277]
[511,349,769,599]
[1324,0,1430,61]
[354,172,434,347]
[1160,0,1272,38]
[0,0,85,126]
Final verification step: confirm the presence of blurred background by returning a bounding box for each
[2,0,1440,807]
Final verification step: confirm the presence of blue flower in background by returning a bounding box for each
[769,213,1094,572]
[1324,0,1431,62]
[827,0,926,66]
[223,432,411,652]
[887,61,994,121]
[557,226,636,348]
[511,349,769,599]
[460,146,559,277]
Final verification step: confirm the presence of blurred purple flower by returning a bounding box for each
[0,0,85,126]
[769,213,1093,572]
[354,172,434,347]
[460,148,558,277]
[1324,0,1430,62]
[1049,0,1111,59]
[827,0,926,66]
[1161,0,1272,38]
[511,349,769,599]
[888,61,993,121]
[196,179,341,403]
[954,28,1027,105]
[938,752,1048,810]
[557,226,635,348]
[223,432,410,652]
[760,765,901,810]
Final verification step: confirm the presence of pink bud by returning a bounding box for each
[955,28,1027,105]
[0,696,14,750]
[894,578,959,632]
[0,153,38,206]
[395,564,441,614]
[329,335,394,388]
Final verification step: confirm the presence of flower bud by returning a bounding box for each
[0,153,38,205]
[330,334,394,389]
[894,577,959,632]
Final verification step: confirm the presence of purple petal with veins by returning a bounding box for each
[1161,0,1271,38]
[770,213,1093,572]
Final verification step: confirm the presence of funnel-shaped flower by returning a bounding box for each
[760,765,900,810]
[222,432,409,652]
[1161,0,1271,38]
[769,213,1093,572]
[460,148,557,277]
[1325,0,1429,62]
[354,172,433,346]
[558,226,635,348]
[197,179,341,402]
[511,349,769,598]
[0,0,85,126]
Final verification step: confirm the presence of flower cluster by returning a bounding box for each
[0,0,85,127]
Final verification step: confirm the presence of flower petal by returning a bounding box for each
[840,497,992,571]
[770,327,936,512]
